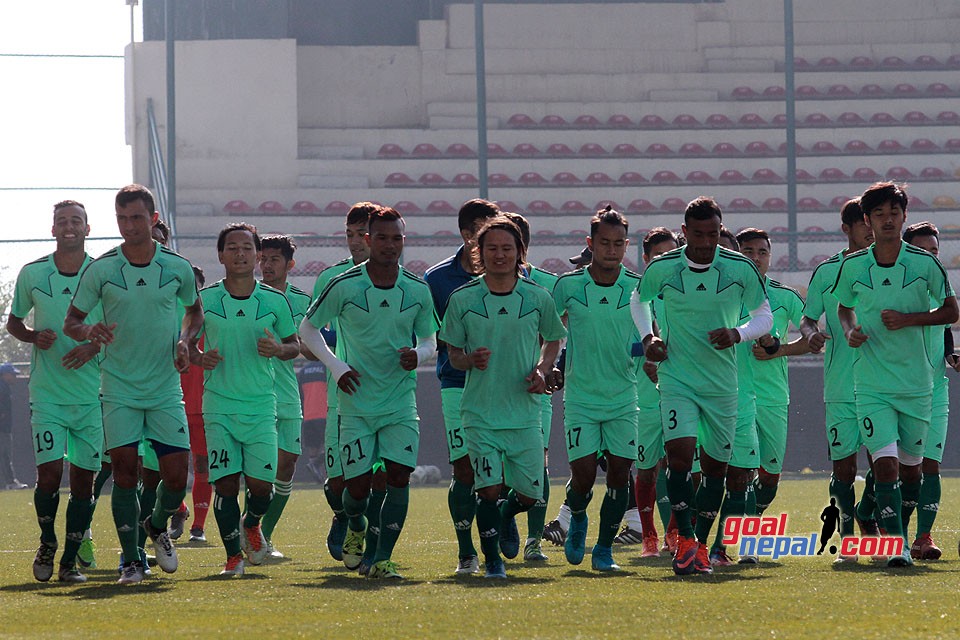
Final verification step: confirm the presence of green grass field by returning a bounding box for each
[3,478,960,639]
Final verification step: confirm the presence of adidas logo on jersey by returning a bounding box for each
[881,278,891,286]
[498,307,508,315]
[380,299,390,307]
[599,297,609,304]
[136,278,147,287]
[696,283,707,291]
[61,287,72,295]
[236,309,246,317]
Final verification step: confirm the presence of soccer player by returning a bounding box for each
[195,223,300,576]
[258,234,312,558]
[311,202,375,561]
[424,199,500,574]
[7,200,103,583]
[440,216,566,578]
[552,207,640,572]
[633,197,771,575]
[832,182,957,567]
[901,221,957,559]
[64,184,203,584]
[300,207,439,579]
[800,198,874,560]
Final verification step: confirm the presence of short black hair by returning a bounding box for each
[53,200,87,221]
[192,265,206,288]
[840,198,863,227]
[152,218,170,245]
[115,184,156,215]
[719,226,739,251]
[641,227,677,258]
[217,222,261,252]
[502,211,531,249]
[684,196,723,225]
[477,216,526,273]
[347,202,379,226]
[261,234,297,261]
[368,207,404,233]
[590,205,628,238]
[457,198,500,232]
[735,227,770,247]
[902,221,939,243]
[861,182,908,216]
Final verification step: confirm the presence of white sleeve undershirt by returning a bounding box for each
[736,299,773,342]
[629,290,654,338]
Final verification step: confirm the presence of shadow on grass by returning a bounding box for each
[830,561,938,575]
[431,575,556,587]
[292,575,427,590]
[189,572,272,582]
[0,581,174,599]
[562,568,634,578]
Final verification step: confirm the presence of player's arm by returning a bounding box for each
[298,317,360,394]
[630,290,665,361]
[6,314,57,350]
[880,296,959,331]
[63,304,116,346]
[752,335,810,360]
[946,327,960,372]
[800,315,830,354]
[837,303,867,347]
[257,330,300,360]
[447,345,491,371]
[527,338,562,394]
[709,299,773,350]
[399,333,437,371]
[176,299,205,372]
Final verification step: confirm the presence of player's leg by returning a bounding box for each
[30,404,68,582]
[358,463,387,575]
[339,415,377,571]
[186,413,211,542]
[139,443,160,565]
[498,429,545,576]
[633,406,665,556]
[912,383,946,560]
[102,402,148,583]
[323,411,349,561]
[590,404,637,570]
[693,394,737,574]
[234,415,279,567]
[441,387,479,572]
[260,417,302,557]
[755,403,788,514]
[78,455,110,570]
[205,414,246,575]
[57,406,101,583]
[711,403,758,566]
[825,402,861,560]
[563,403,604,565]
[523,395,553,561]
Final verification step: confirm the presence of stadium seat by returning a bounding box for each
[910,138,938,152]
[507,113,536,127]
[686,170,714,184]
[546,143,575,156]
[893,83,919,96]
[744,141,774,155]
[519,171,548,184]
[487,143,509,156]
[412,143,442,157]
[818,167,849,182]
[797,85,820,98]
[585,172,615,185]
[914,55,941,68]
[488,173,514,186]
[393,201,422,214]
[919,167,947,179]
[809,254,833,266]
[795,169,816,182]
[816,56,841,68]
[679,142,708,155]
[452,173,478,186]
[639,114,668,129]
[608,114,634,127]
[774,255,793,270]
[291,200,321,214]
[732,86,758,99]
[827,84,856,97]
[433,230,456,236]
[652,170,682,184]
[829,195,853,208]
[560,200,589,213]
[385,172,415,185]
[612,143,640,155]
[324,201,351,214]
[527,200,556,213]
[627,198,657,213]
[495,200,520,212]
[513,143,541,155]
[878,139,905,152]
[661,198,687,212]
[881,55,907,68]
[426,200,456,214]
[946,139,960,151]
[903,111,930,123]
[550,172,580,185]
[812,141,841,154]
[377,143,407,157]
[849,55,876,69]
[803,113,831,126]
[727,198,757,211]
[645,143,673,156]
[223,199,253,213]
[673,113,700,127]
[446,143,475,156]
[539,258,567,275]
[713,142,740,156]
[403,260,430,277]
[418,172,447,185]
[257,200,285,213]
[869,112,897,125]
[838,112,867,125]
[770,226,789,235]
[798,197,824,211]
[618,172,648,185]
[595,200,621,212]
[540,115,567,127]
[933,195,958,208]
[886,166,915,180]
[936,111,960,123]
[573,114,602,128]
[804,225,826,233]
[910,197,930,209]
[762,197,787,211]
[948,54,960,68]
[739,113,767,126]
[718,169,748,183]
[859,83,885,97]
[925,82,952,96]
[853,167,882,181]
[752,168,783,183]
[771,114,788,126]
[579,143,608,156]
[793,57,811,69]
[844,140,872,152]
[705,113,733,127]
[763,86,786,98]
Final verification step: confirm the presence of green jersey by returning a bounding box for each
[636,296,664,410]
[11,253,101,405]
[802,252,855,402]
[312,257,354,301]
[527,265,559,292]
[637,246,767,397]
[305,264,439,417]
[736,306,756,405]
[553,266,640,407]
[831,241,954,395]
[273,283,311,418]
[754,277,805,405]
[199,280,298,416]
[72,242,197,404]
[440,276,566,430]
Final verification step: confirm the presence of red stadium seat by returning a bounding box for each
[830,195,853,209]
[546,143,575,156]
[646,143,673,156]
[540,115,568,127]
[612,143,640,155]
[838,112,867,125]
[661,198,687,212]
[377,143,407,157]
[803,113,831,126]
[385,172,415,185]
[426,200,456,214]
[652,170,682,184]
[819,167,849,182]
[452,173,478,186]
[324,201,351,214]
[418,172,447,185]
[446,143,475,156]
[573,114,602,128]
[844,140,872,152]
[550,172,580,185]
[797,85,820,98]
[585,172,614,185]
[685,170,714,184]
[712,142,740,155]
[403,260,430,277]
[853,168,882,181]
[804,225,826,233]
[903,111,930,123]
[910,196,930,209]
[527,200,556,213]
[775,255,793,270]
[881,56,907,68]
[869,112,897,125]
[910,138,938,152]
[257,200,285,214]
[809,254,833,266]
[291,200,321,214]
[595,200,621,212]
[507,113,536,127]
[672,114,700,127]
[795,169,816,182]
[812,141,841,154]
[718,169,748,183]
[223,199,253,213]
[728,198,757,211]
[513,143,541,156]
[914,55,941,68]
[877,139,905,152]
[763,86,786,98]
[608,114,634,127]
[925,83,952,96]
[639,114,668,129]
[412,143,442,157]
[495,200,520,212]
[618,172,648,185]
[859,83,885,97]
[936,111,960,123]
[778,142,806,154]
[920,167,947,179]
[627,198,657,212]
[679,142,708,155]
[798,197,824,211]
[706,113,733,127]
[487,143,509,156]
[752,168,783,183]
[519,171,548,184]
[738,113,767,126]
[762,197,787,211]
[886,166,915,180]
[816,56,841,68]
[827,84,856,97]
[932,196,958,208]
[744,141,774,155]
[488,173,514,186]
[393,201,422,214]
[539,258,568,275]
[793,57,811,69]
[944,139,960,151]
[560,200,589,213]
[849,56,876,69]
[893,83,919,96]
[732,86,759,99]
[947,54,960,68]
[771,114,788,126]
[579,143,608,156]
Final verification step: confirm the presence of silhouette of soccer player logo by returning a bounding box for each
[817,497,841,555]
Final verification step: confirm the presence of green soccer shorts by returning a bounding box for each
[636,403,664,471]
[825,401,861,461]
[140,438,159,472]
[924,378,949,463]
[729,400,759,469]
[30,402,103,471]
[277,418,303,455]
[465,425,545,500]
[102,400,190,452]
[540,394,553,448]
[856,390,931,459]
[204,413,279,483]
[756,403,788,475]
[338,409,419,479]
[441,387,469,463]
[659,388,737,464]
[563,401,639,463]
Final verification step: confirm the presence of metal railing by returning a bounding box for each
[146,98,176,250]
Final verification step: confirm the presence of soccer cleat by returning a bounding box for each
[341,525,366,570]
[542,519,566,546]
[188,527,206,542]
[523,539,548,562]
[327,515,348,561]
[240,523,269,566]
[367,559,403,579]
[591,545,620,571]
[911,533,942,560]
[672,536,698,576]
[358,558,373,576]
[117,561,145,585]
[738,554,760,565]
[117,549,152,576]
[168,504,190,540]
[564,516,588,565]
[834,554,858,564]
[58,564,87,583]
[694,543,713,574]
[456,555,480,575]
[142,516,178,573]
[500,515,520,559]
[77,538,97,569]
[665,529,679,555]
[484,558,508,579]
[33,542,57,582]
[641,534,661,558]
[220,553,245,577]
[854,509,880,538]
[265,539,285,561]
[887,548,914,568]
[613,525,644,545]
[709,547,734,567]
